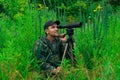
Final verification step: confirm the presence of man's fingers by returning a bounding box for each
[59,33,66,38]
[52,67,61,75]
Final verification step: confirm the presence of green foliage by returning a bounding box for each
[2,0,27,18]
[0,26,4,52]
[0,0,120,79]
[108,0,120,7]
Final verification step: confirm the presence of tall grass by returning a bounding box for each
[74,2,120,80]
[0,2,58,79]
[0,0,120,80]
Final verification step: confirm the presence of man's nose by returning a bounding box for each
[55,27,58,30]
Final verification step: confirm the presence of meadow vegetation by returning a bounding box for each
[0,0,120,80]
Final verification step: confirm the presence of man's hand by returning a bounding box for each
[59,34,67,42]
[52,66,61,75]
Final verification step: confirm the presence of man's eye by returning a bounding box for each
[51,26,58,28]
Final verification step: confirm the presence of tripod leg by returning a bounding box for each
[68,42,76,67]
[61,43,68,66]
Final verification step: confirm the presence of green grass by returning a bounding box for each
[0,1,120,80]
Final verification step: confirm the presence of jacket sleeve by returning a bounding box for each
[33,39,55,72]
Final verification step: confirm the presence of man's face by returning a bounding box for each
[45,23,59,37]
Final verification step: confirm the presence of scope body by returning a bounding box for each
[58,22,82,29]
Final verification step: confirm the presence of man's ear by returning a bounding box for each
[45,29,49,34]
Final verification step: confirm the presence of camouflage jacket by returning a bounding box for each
[33,36,75,73]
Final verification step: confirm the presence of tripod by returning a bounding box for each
[61,28,76,67]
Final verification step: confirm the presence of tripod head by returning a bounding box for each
[66,28,74,44]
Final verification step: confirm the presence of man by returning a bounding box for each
[33,20,76,75]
